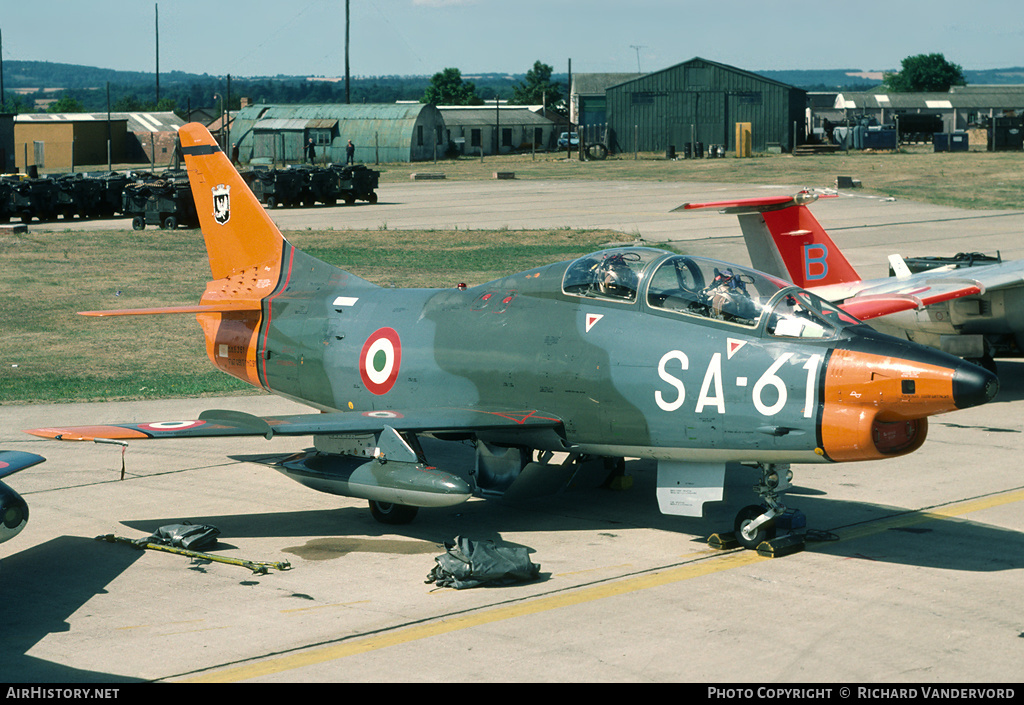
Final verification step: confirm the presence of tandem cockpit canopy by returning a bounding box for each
[563,248,862,338]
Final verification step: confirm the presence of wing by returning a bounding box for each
[833,279,985,321]
[25,408,565,442]
[0,451,46,480]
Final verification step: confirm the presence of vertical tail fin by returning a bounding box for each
[179,122,285,280]
[680,192,861,288]
[179,123,289,390]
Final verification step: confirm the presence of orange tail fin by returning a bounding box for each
[179,122,285,280]
[179,122,288,389]
[682,192,861,288]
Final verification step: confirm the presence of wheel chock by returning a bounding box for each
[607,475,633,491]
[707,532,740,550]
[756,533,805,558]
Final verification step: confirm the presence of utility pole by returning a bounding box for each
[226,74,231,154]
[630,45,646,73]
[345,0,351,104]
[0,27,5,113]
[155,3,160,103]
[568,58,572,126]
[107,83,112,171]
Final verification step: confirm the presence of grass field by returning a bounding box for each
[0,227,619,404]
[373,145,1024,211]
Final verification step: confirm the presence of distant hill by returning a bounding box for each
[1,60,552,112]
[757,68,884,91]
[963,67,1024,84]
[758,66,1024,91]
[2,60,214,90]
[1,60,533,90]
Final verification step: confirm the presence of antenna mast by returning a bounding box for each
[630,45,646,73]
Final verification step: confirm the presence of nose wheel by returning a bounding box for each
[734,504,777,549]
[716,463,806,555]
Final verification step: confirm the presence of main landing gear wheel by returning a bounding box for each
[369,500,418,525]
[734,504,777,550]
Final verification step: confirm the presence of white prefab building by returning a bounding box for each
[438,105,559,155]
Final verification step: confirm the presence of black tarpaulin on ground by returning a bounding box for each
[136,523,220,551]
[426,536,540,589]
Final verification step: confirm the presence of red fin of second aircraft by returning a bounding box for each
[683,192,861,288]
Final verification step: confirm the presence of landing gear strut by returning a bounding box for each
[726,463,806,555]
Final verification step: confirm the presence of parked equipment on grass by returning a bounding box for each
[6,177,59,223]
[122,171,199,230]
[241,167,304,209]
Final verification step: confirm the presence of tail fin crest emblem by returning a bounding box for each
[212,184,231,225]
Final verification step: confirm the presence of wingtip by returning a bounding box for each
[24,426,149,441]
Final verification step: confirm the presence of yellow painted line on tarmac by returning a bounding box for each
[179,487,1024,683]
[179,550,766,683]
[836,487,1024,542]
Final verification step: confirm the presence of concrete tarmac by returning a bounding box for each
[5,179,1024,683]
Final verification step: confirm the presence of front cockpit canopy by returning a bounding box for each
[645,255,784,327]
[563,249,861,338]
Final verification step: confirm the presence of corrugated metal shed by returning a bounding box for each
[230,103,445,163]
[573,74,646,96]
[604,57,806,153]
[16,112,184,133]
[833,88,1024,131]
[837,89,1024,111]
[571,73,644,125]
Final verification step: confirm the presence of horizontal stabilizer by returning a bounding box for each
[676,191,836,214]
[79,301,262,317]
[0,451,46,479]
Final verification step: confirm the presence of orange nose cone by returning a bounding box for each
[820,346,997,462]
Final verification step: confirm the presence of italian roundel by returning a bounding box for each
[360,327,402,395]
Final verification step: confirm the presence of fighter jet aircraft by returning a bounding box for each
[681,192,1024,373]
[26,124,998,550]
[0,451,45,544]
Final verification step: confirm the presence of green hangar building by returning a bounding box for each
[228,103,446,164]
[601,57,806,155]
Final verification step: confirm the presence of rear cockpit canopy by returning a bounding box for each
[563,248,860,338]
[562,247,665,303]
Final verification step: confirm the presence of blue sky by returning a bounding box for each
[3,0,1023,78]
